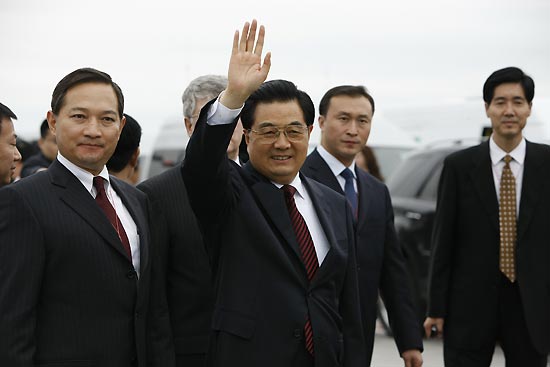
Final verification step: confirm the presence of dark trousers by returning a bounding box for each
[444,273,548,367]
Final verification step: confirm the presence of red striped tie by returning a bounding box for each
[283,184,318,356]
[93,177,132,259]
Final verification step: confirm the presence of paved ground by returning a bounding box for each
[371,333,506,366]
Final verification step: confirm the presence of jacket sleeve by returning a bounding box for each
[0,187,45,366]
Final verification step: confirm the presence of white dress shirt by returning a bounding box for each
[317,145,358,193]
[489,136,525,218]
[206,98,331,265]
[57,153,141,275]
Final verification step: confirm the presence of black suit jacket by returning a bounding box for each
[427,140,550,354]
[302,149,423,364]
[138,166,214,367]
[182,101,366,367]
[0,159,157,367]
[20,152,53,178]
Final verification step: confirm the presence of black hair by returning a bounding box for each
[483,67,534,104]
[240,80,314,129]
[106,114,142,172]
[318,85,375,116]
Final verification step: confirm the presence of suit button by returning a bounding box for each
[127,270,136,279]
[293,329,302,339]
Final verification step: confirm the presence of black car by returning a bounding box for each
[379,139,478,333]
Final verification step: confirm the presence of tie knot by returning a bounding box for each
[93,176,106,193]
[503,155,512,165]
[283,184,296,198]
[340,167,354,181]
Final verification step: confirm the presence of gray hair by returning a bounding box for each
[182,75,228,118]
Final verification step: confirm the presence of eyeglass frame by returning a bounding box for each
[245,122,310,144]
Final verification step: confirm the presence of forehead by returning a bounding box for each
[253,100,305,127]
[492,82,526,100]
[0,117,15,139]
[327,95,372,114]
[61,82,119,111]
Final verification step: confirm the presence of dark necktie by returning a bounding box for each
[93,177,132,259]
[340,167,358,215]
[499,155,516,282]
[283,184,318,356]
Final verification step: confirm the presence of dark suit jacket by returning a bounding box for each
[21,152,52,178]
[302,149,423,364]
[182,101,366,367]
[427,140,550,354]
[138,166,214,367]
[0,159,158,367]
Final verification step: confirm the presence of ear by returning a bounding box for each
[244,130,250,145]
[318,115,325,129]
[484,102,490,117]
[120,115,126,131]
[308,124,314,135]
[184,117,194,137]
[46,111,57,135]
[527,102,532,117]
[130,148,140,168]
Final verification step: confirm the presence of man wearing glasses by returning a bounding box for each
[183,20,366,367]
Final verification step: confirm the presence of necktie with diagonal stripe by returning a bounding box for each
[93,177,132,260]
[282,184,318,356]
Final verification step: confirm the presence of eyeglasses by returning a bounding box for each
[248,124,309,144]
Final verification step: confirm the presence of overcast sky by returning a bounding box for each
[2,0,549,150]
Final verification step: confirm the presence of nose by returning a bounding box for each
[504,102,515,116]
[273,130,291,149]
[83,118,102,137]
[346,120,360,135]
[14,146,22,162]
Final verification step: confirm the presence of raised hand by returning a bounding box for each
[220,20,271,109]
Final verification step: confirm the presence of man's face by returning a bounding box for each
[0,118,21,186]
[48,82,126,176]
[319,95,373,166]
[486,82,531,143]
[39,129,58,161]
[245,100,312,184]
[184,97,210,136]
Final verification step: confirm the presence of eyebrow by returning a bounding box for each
[68,107,118,115]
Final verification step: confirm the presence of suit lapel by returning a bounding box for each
[301,175,340,285]
[48,160,132,261]
[303,149,343,194]
[355,168,372,231]
[469,142,499,232]
[111,177,149,270]
[517,141,544,243]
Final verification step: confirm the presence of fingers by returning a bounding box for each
[422,320,431,337]
[253,25,265,56]
[260,52,272,77]
[238,22,250,53]
[232,30,239,55]
[246,19,257,53]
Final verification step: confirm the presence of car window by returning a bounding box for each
[387,153,436,198]
[418,162,443,201]
[148,148,185,178]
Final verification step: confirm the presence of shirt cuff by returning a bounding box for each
[207,94,243,126]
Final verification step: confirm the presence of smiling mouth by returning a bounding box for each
[272,156,291,161]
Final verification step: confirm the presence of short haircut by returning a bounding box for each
[51,67,124,118]
[483,67,535,104]
[16,138,38,162]
[40,119,50,139]
[318,85,375,116]
[182,75,227,118]
[0,102,17,134]
[106,114,142,172]
[240,79,315,129]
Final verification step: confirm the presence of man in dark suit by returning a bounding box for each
[0,68,172,367]
[182,20,365,367]
[137,75,229,367]
[21,119,58,178]
[0,102,21,187]
[108,114,142,184]
[424,67,550,366]
[301,85,423,367]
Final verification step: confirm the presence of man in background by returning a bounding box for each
[301,85,423,367]
[424,67,549,366]
[0,102,21,187]
[21,119,57,177]
[137,74,234,367]
[107,113,142,184]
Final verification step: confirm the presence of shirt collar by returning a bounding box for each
[489,136,526,166]
[57,153,111,195]
[317,145,357,179]
[272,175,307,200]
